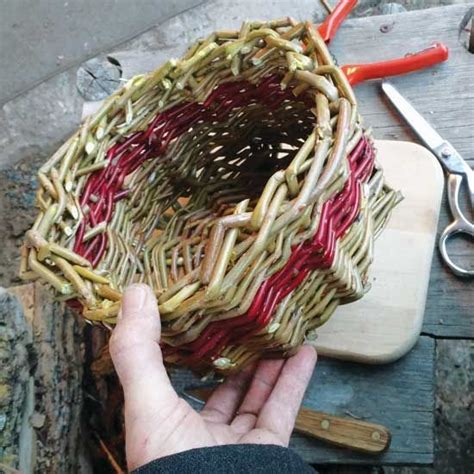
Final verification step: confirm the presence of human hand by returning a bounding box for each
[110,284,317,471]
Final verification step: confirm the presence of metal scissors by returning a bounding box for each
[382,81,474,278]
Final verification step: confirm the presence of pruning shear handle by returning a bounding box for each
[315,2,449,85]
[342,43,449,85]
[318,0,358,43]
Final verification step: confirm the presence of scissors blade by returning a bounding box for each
[382,81,474,209]
[381,81,445,151]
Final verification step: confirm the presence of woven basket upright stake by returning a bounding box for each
[21,0,448,373]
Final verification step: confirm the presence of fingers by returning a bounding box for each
[109,284,178,420]
[256,345,317,444]
[230,358,285,433]
[200,362,256,424]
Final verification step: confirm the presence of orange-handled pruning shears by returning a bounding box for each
[342,43,449,85]
[315,0,449,86]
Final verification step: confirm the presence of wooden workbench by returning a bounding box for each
[82,3,473,466]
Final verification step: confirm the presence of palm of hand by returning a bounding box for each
[110,285,316,471]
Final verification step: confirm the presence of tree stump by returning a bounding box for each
[0,283,88,473]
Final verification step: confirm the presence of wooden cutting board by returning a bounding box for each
[314,140,443,363]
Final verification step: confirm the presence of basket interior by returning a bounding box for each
[77,73,316,290]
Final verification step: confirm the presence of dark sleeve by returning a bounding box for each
[133,444,315,474]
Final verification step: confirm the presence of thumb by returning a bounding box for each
[110,284,178,418]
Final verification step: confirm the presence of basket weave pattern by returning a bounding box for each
[22,18,400,372]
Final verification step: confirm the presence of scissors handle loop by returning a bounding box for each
[439,174,474,277]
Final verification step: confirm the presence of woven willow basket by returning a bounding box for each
[21,16,401,372]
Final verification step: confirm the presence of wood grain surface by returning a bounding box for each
[4,283,84,472]
[170,336,435,465]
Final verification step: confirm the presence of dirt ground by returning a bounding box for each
[0,1,472,472]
